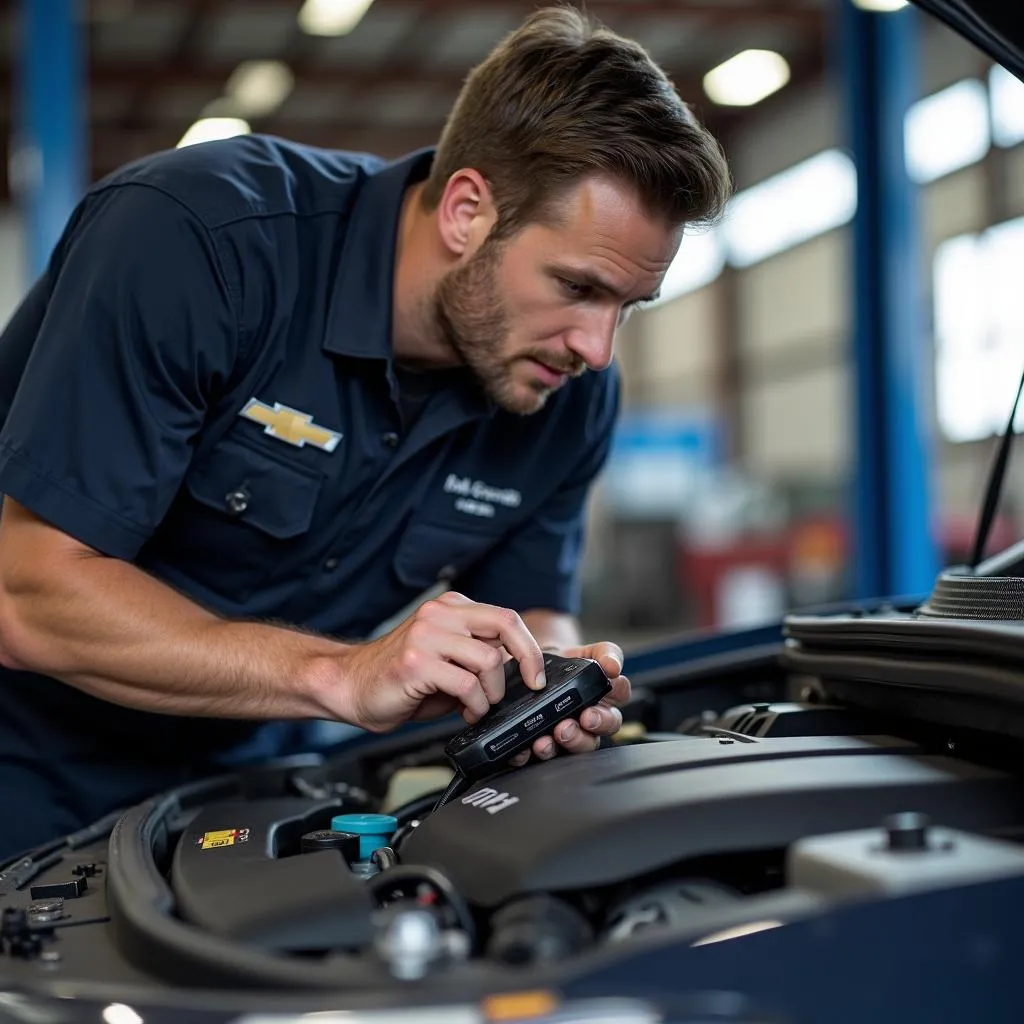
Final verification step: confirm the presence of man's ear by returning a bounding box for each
[435,169,498,257]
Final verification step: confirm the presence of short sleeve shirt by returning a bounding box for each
[0,135,620,780]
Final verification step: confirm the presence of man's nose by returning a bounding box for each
[565,310,617,371]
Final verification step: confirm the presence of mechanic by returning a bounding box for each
[0,6,731,856]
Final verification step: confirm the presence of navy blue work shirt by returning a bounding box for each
[0,135,619,849]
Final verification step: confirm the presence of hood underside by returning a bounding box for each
[913,0,1024,81]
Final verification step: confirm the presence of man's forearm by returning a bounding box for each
[0,545,347,722]
[521,609,583,652]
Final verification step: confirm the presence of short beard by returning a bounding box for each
[431,235,532,411]
[430,236,587,415]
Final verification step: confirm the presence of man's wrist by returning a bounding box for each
[231,619,360,724]
[520,610,583,653]
[295,643,359,723]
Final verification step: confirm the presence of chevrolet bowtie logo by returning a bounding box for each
[239,398,342,452]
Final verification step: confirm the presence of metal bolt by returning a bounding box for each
[884,811,931,852]
[376,909,442,980]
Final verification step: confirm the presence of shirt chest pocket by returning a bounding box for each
[163,436,325,603]
[393,520,502,593]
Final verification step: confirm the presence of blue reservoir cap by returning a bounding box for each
[330,813,398,860]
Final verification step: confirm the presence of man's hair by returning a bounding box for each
[421,4,733,237]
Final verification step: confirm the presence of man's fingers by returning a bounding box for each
[579,704,623,736]
[511,706,623,766]
[532,736,558,760]
[410,693,461,722]
[440,635,508,705]
[508,750,531,767]
[586,641,624,678]
[552,717,601,754]
[605,672,631,708]
[423,594,544,687]
[456,605,546,690]
[429,661,491,721]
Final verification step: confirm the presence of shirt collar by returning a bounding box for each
[323,147,435,360]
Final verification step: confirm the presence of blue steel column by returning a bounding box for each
[15,0,87,278]
[838,0,939,599]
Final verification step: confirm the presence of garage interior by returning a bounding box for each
[0,3,1023,1014]
[2,0,1022,643]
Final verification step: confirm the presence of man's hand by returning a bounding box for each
[508,641,630,766]
[334,591,546,733]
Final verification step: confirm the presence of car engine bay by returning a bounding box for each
[2,570,1024,1021]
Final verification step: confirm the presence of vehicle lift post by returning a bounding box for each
[14,0,87,279]
[837,0,940,600]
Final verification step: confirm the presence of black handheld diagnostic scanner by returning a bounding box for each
[444,652,612,781]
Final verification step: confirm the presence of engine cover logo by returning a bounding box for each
[461,787,519,815]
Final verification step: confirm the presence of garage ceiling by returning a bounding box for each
[3,0,831,186]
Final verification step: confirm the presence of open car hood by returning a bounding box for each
[913,0,1024,81]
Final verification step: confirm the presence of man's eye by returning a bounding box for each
[560,279,589,299]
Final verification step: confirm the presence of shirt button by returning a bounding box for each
[382,432,400,449]
[224,488,250,515]
[324,558,340,571]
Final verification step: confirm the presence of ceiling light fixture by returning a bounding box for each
[903,78,990,184]
[851,0,909,12]
[723,149,858,268]
[703,50,791,107]
[225,60,295,118]
[298,0,374,37]
[177,117,251,149]
[990,64,1024,148]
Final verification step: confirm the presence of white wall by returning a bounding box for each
[634,286,719,409]
[1007,147,1024,216]
[919,160,1021,529]
[630,65,851,490]
[0,212,28,329]
[939,441,1024,526]
[744,363,851,480]
[920,14,989,96]
[737,230,850,479]
[923,166,987,247]
[738,230,848,375]
[728,81,840,191]
[626,11,1020,544]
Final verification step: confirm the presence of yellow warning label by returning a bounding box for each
[196,828,249,850]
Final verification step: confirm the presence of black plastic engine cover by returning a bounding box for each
[171,797,374,951]
[401,735,1024,906]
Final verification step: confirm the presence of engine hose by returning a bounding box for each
[0,807,127,874]
[371,846,399,872]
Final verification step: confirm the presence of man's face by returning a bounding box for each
[432,176,682,415]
